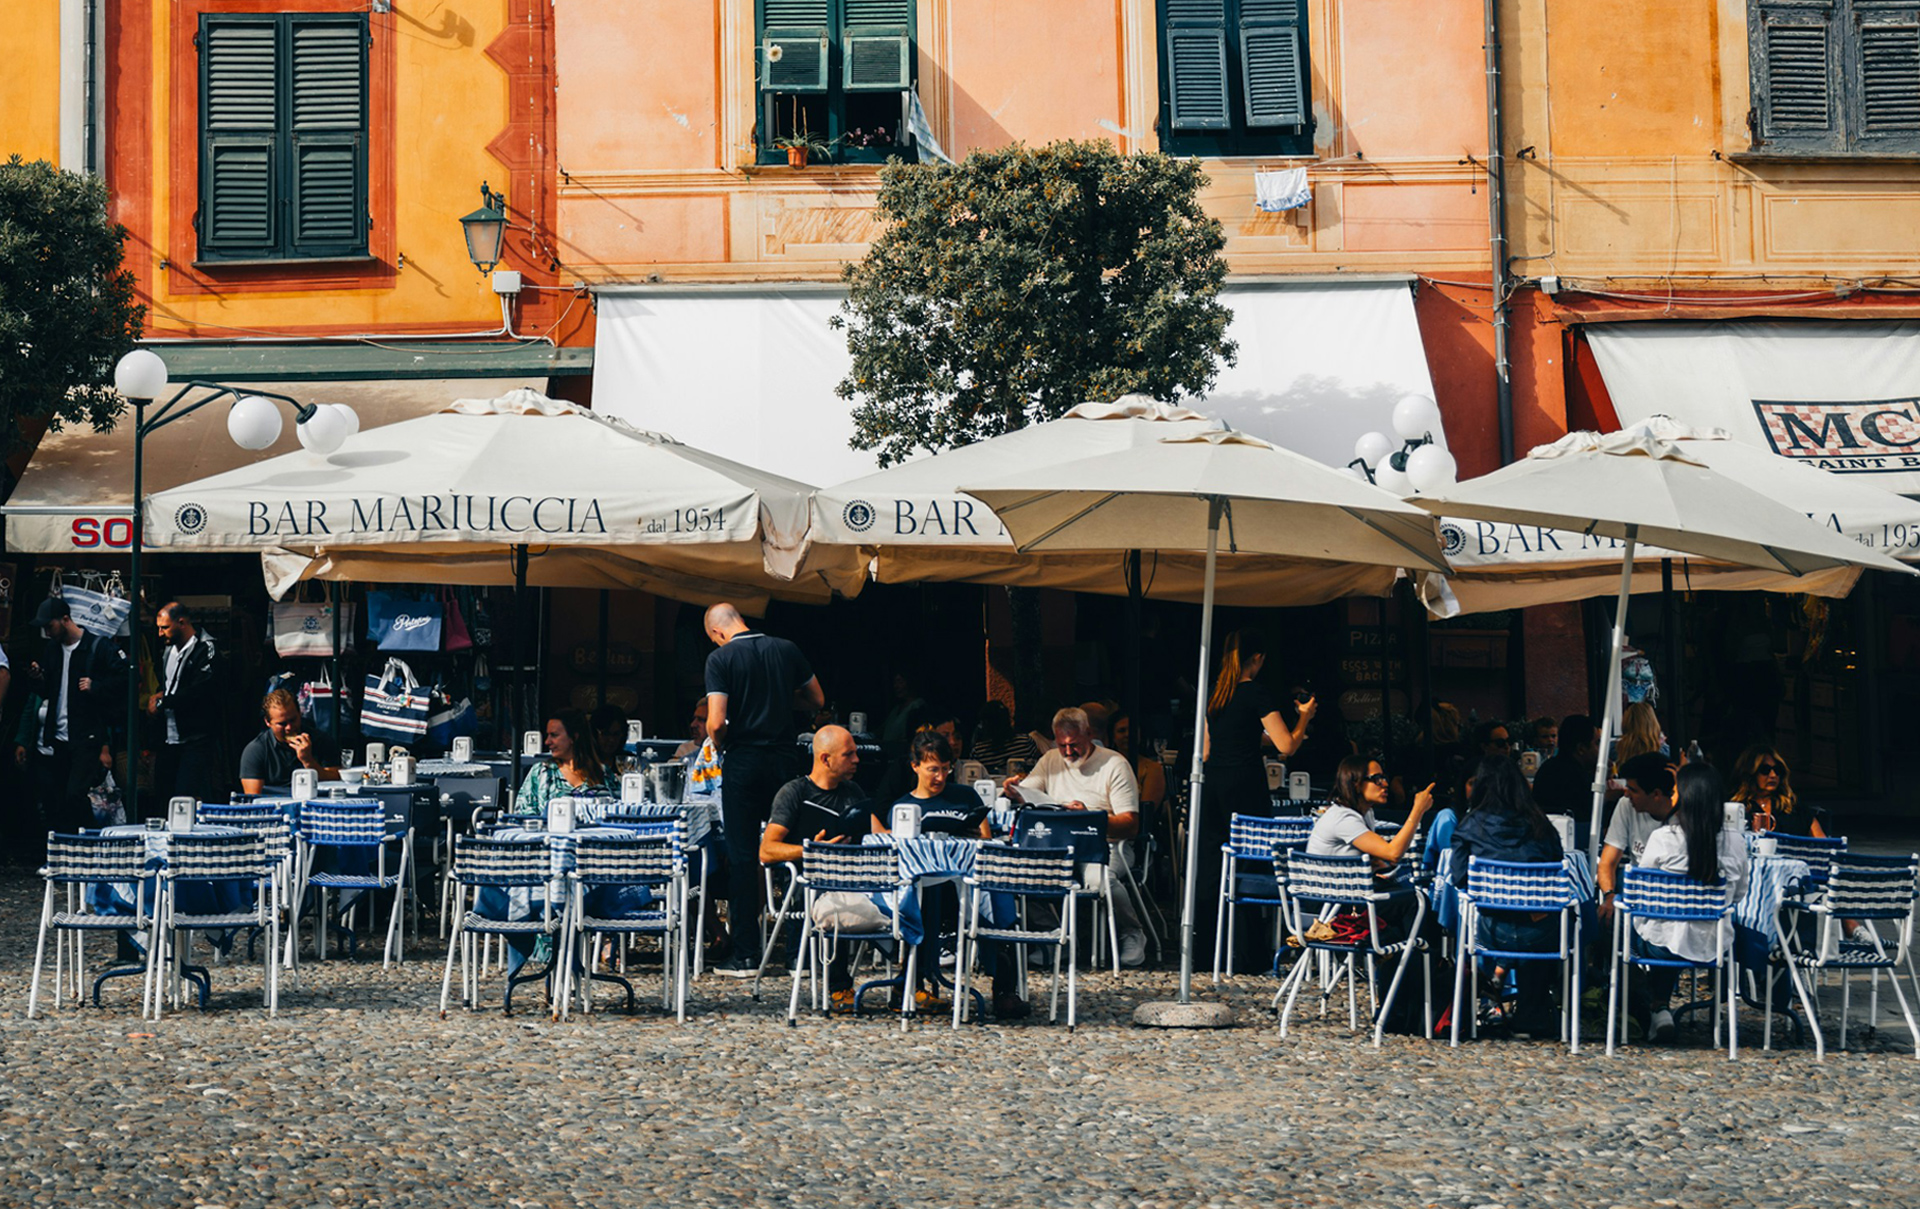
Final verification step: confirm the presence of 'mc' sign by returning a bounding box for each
[1754,399,1920,474]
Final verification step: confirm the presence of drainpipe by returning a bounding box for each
[84,0,97,174]
[1484,0,1514,465]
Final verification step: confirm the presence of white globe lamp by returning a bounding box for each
[1353,430,1394,470]
[113,349,170,400]
[1375,459,1414,496]
[1391,393,1442,442]
[295,402,349,455]
[227,395,283,450]
[1406,443,1459,495]
[332,403,361,437]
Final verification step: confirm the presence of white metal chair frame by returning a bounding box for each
[293,802,413,968]
[149,831,280,1020]
[1274,850,1431,1048]
[952,844,1079,1030]
[1212,814,1312,983]
[561,829,690,1022]
[28,833,157,1019]
[1449,856,1583,1053]
[438,835,564,1018]
[1605,865,1735,1059]
[785,841,907,1029]
[1771,852,1920,1061]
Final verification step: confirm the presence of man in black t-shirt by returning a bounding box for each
[1530,713,1608,853]
[759,726,879,1004]
[705,602,826,974]
[238,689,342,794]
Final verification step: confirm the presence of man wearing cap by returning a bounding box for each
[24,597,129,831]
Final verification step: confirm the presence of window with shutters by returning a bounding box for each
[1157,0,1312,158]
[198,13,369,261]
[1750,0,1920,154]
[757,0,915,165]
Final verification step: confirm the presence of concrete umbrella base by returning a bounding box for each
[1132,1000,1237,1029]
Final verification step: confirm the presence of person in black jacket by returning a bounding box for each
[148,602,223,810]
[1449,755,1565,1038]
[24,597,129,832]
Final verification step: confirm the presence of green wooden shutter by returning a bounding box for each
[200,17,279,256]
[1753,1,1844,150]
[1165,0,1231,130]
[762,0,830,91]
[1239,0,1306,128]
[843,0,911,91]
[288,17,367,257]
[1856,9,1920,144]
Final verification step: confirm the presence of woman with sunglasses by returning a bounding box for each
[1732,745,1825,837]
[1308,754,1433,869]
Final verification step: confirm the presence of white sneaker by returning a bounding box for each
[1848,923,1877,947]
[1119,932,1147,968]
[1649,1008,1675,1042]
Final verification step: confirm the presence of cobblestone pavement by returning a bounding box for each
[0,870,1916,1208]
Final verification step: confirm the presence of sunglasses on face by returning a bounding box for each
[1363,773,1390,786]
[1756,763,1783,776]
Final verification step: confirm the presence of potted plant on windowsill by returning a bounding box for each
[773,131,835,169]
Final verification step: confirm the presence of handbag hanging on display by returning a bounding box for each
[368,590,444,652]
[442,589,473,652]
[58,570,134,640]
[299,667,358,737]
[271,584,356,659]
[361,657,431,743]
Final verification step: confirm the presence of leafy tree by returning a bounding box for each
[834,140,1235,467]
[0,157,145,455]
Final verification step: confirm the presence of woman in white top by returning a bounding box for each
[1308,754,1434,871]
[1629,762,1748,1041]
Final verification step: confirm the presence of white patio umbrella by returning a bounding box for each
[1411,426,1914,859]
[1425,415,1920,615]
[142,388,862,606]
[963,428,1450,1012]
[812,394,1408,604]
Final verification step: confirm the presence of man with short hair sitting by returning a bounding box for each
[239,689,342,795]
[1005,706,1150,967]
[760,726,883,1010]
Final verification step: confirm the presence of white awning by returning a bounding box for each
[1588,320,1920,495]
[4,377,535,554]
[589,279,1437,482]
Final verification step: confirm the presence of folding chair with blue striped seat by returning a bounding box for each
[1450,857,1583,1052]
[562,829,689,1022]
[195,806,294,965]
[1275,850,1430,1047]
[295,801,412,967]
[786,841,904,1027]
[29,833,156,1018]
[1765,832,1847,882]
[439,836,563,1016]
[1213,814,1312,983]
[952,844,1078,1029]
[151,832,279,1020]
[1773,852,1920,1060]
[1606,867,1735,1058]
[1014,808,1123,971]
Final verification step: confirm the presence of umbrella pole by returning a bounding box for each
[509,545,528,799]
[1589,525,1636,861]
[1177,499,1223,1004]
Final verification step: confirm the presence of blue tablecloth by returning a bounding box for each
[1736,854,1812,946]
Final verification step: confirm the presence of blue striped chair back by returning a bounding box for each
[1230,814,1311,860]
[452,836,552,887]
[972,843,1075,895]
[574,833,682,886]
[1766,832,1846,881]
[1823,854,1919,920]
[1284,851,1377,905]
[801,841,898,893]
[301,802,388,847]
[196,808,293,862]
[42,833,148,883]
[1620,866,1728,921]
[1465,858,1576,911]
[167,832,270,882]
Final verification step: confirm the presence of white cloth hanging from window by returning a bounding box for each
[1253,168,1311,212]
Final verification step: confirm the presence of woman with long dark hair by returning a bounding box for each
[1196,629,1319,970]
[1731,744,1824,837]
[1448,756,1564,1037]
[513,708,615,814]
[1627,762,1748,1041]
